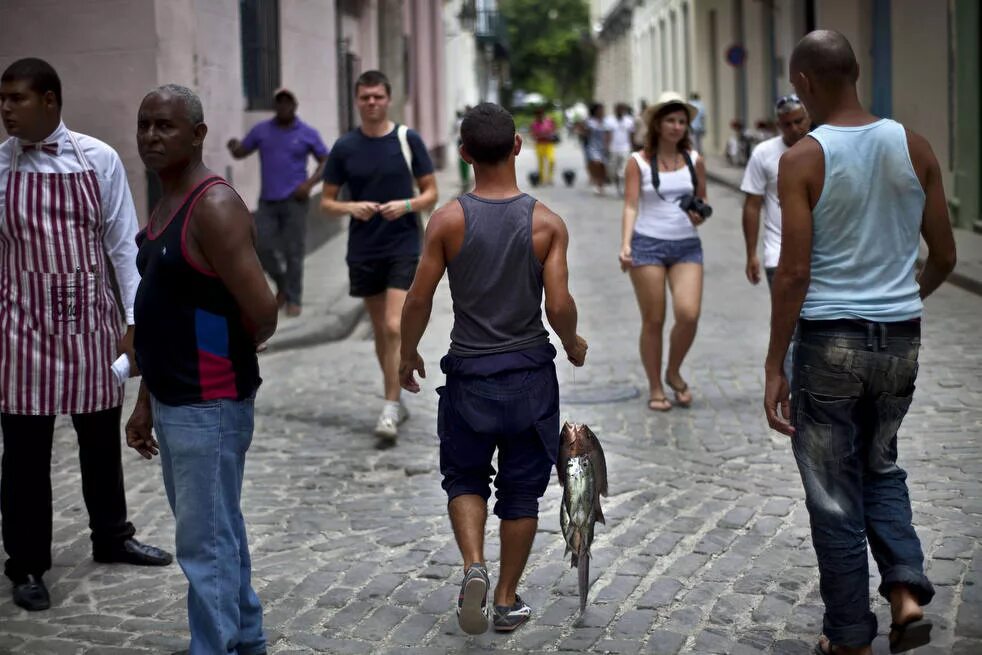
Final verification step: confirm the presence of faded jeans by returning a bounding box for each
[792,320,934,648]
[152,395,266,655]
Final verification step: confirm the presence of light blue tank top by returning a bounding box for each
[801,119,924,321]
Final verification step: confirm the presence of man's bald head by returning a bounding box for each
[790,30,859,88]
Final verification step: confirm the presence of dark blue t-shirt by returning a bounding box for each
[324,124,434,262]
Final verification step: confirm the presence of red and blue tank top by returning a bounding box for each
[134,176,261,405]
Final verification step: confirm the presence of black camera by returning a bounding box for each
[678,194,713,219]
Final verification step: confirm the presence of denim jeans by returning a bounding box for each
[151,395,266,655]
[792,321,934,648]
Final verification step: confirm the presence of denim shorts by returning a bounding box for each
[436,361,560,520]
[631,233,703,268]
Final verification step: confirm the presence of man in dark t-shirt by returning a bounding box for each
[321,70,437,443]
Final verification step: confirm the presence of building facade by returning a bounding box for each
[0,0,449,222]
[593,0,980,232]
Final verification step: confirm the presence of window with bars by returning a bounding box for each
[240,0,281,110]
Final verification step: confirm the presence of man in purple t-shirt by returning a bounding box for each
[228,88,328,317]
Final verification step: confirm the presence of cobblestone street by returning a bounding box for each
[1,142,980,655]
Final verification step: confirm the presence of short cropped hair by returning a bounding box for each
[355,70,391,97]
[145,84,204,124]
[791,30,859,86]
[460,103,515,164]
[1,58,62,107]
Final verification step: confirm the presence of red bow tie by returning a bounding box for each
[21,141,58,155]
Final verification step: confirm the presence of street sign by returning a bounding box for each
[726,44,747,67]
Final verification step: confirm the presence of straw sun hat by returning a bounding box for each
[642,91,699,126]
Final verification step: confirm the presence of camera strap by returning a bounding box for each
[652,150,698,202]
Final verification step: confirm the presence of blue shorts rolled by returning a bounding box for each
[631,233,703,268]
[437,346,559,520]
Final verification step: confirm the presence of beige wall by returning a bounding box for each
[815,0,873,105]
[891,0,951,187]
[0,0,159,219]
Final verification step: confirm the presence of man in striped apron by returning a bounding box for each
[0,58,172,612]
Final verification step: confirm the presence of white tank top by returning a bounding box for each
[632,150,699,241]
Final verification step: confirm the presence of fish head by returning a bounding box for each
[560,422,598,457]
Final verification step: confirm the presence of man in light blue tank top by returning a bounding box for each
[399,104,587,635]
[764,31,957,655]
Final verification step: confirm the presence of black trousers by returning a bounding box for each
[1,406,135,582]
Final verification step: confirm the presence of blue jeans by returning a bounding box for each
[792,321,934,648]
[151,395,266,655]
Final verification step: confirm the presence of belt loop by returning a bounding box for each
[879,323,888,351]
[865,322,874,350]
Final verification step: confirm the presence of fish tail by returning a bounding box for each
[578,552,589,613]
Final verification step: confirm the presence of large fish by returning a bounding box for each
[557,421,608,612]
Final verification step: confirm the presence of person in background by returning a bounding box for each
[619,92,708,412]
[584,102,609,195]
[530,106,557,186]
[741,94,811,288]
[0,57,172,613]
[688,92,706,153]
[320,70,438,443]
[605,102,636,194]
[227,88,329,317]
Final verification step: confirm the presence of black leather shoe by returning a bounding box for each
[12,574,50,611]
[93,538,173,566]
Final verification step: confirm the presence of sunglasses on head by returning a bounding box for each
[776,94,801,110]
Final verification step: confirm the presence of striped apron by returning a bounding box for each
[0,131,123,415]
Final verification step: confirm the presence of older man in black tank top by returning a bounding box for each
[400,104,587,635]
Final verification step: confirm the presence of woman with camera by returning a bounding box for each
[618,91,710,411]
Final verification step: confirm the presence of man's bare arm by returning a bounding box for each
[767,144,817,372]
[539,205,586,365]
[742,194,764,284]
[413,173,439,213]
[399,203,453,391]
[908,131,956,299]
[191,186,278,344]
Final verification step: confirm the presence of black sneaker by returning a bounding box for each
[492,594,532,632]
[456,563,490,635]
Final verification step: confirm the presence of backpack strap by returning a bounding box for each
[397,124,415,184]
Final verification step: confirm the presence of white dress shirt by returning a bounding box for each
[0,121,139,324]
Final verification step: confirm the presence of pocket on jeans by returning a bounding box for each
[793,389,858,468]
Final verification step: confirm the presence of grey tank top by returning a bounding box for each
[448,193,551,356]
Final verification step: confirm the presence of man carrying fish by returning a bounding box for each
[400,102,587,635]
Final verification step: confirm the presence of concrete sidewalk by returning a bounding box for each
[264,164,467,352]
[705,153,982,297]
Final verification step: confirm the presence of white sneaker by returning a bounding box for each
[374,412,399,440]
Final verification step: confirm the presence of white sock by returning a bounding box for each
[382,400,400,419]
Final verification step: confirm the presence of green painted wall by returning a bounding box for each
[953,0,981,231]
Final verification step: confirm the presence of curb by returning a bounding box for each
[263,297,364,354]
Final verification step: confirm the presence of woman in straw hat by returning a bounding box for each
[618,91,709,411]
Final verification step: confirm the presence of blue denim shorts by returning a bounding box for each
[436,361,560,520]
[631,233,703,268]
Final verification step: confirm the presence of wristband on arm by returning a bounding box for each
[405,199,412,213]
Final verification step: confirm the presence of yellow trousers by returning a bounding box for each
[535,142,555,184]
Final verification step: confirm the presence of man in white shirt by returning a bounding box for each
[0,57,171,612]
[740,94,811,287]
[604,103,636,192]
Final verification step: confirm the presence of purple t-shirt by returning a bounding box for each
[241,117,329,201]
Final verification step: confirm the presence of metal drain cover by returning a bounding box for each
[562,384,640,405]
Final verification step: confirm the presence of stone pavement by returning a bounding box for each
[1,141,980,654]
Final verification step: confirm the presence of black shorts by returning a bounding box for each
[348,257,418,297]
